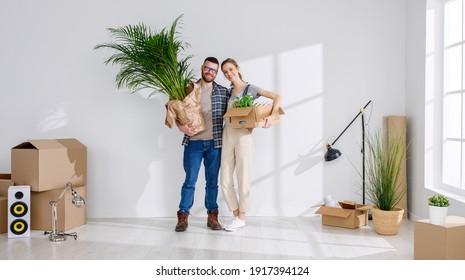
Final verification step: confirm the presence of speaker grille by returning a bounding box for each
[10,219,29,235]
[10,201,29,217]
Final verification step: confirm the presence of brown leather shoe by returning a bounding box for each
[175,210,189,232]
[207,209,222,230]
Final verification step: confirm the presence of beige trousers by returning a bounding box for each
[220,124,254,213]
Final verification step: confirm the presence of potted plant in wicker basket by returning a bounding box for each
[365,130,407,235]
[94,15,205,133]
[428,194,450,225]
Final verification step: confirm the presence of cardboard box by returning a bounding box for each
[0,174,14,196]
[0,196,7,233]
[316,202,372,229]
[383,116,408,219]
[12,139,87,192]
[414,216,465,260]
[223,105,285,128]
[31,185,87,231]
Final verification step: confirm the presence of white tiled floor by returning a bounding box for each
[0,216,414,260]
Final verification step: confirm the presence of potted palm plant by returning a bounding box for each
[428,194,450,225]
[94,15,205,133]
[365,130,407,235]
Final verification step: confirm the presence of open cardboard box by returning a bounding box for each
[11,139,87,192]
[223,105,285,128]
[316,201,372,229]
[0,174,14,196]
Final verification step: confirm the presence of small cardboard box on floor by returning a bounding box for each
[316,201,372,229]
[31,185,87,231]
[11,139,87,192]
[223,105,285,129]
[0,196,7,233]
[0,173,14,196]
[414,216,465,260]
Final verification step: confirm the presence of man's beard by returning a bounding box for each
[202,72,215,83]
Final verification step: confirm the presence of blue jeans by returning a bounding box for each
[179,140,221,213]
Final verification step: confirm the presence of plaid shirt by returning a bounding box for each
[182,81,230,148]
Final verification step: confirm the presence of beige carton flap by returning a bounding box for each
[340,201,356,209]
[12,142,36,149]
[356,205,372,211]
[315,206,352,218]
[339,201,371,211]
[254,106,285,119]
[53,139,86,149]
[224,107,254,118]
[26,139,85,150]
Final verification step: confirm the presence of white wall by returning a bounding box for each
[0,0,407,218]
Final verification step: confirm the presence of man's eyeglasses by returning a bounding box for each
[203,66,218,74]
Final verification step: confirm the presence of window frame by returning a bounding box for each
[425,0,465,200]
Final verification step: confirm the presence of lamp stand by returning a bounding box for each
[362,111,366,205]
[361,111,373,220]
[324,100,372,208]
[44,202,78,242]
[43,182,85,242]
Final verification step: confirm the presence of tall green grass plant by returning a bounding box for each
[365,131,407,211]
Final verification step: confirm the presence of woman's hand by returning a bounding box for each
[263,115,274,128]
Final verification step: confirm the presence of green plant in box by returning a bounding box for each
[428,194,450,207]
[233,94,254,108]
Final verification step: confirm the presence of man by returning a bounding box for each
[175,57,229,232]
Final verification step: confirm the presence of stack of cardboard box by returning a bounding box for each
[0,174,13,233]
[0,139,87,233]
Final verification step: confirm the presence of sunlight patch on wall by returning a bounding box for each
[237,44,325,215]
[278,44,324,171]
[424,3,436,190]
[37,104,69,133]
[135,161,164,216]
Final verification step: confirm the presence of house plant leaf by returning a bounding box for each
[94,15,194,101]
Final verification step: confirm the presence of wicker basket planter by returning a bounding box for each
[371,207,404,235]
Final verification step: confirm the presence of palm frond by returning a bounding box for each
[94,15,194,100]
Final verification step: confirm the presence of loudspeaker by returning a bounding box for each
[8,185,30,238]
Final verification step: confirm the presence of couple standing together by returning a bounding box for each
[175,57,281,232]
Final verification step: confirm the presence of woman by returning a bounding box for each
[220,58,282,231]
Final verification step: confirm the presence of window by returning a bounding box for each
[425,0,465,196]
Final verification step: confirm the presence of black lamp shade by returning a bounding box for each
[324,147,342,161]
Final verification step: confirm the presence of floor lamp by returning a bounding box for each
[324,100,372,205]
